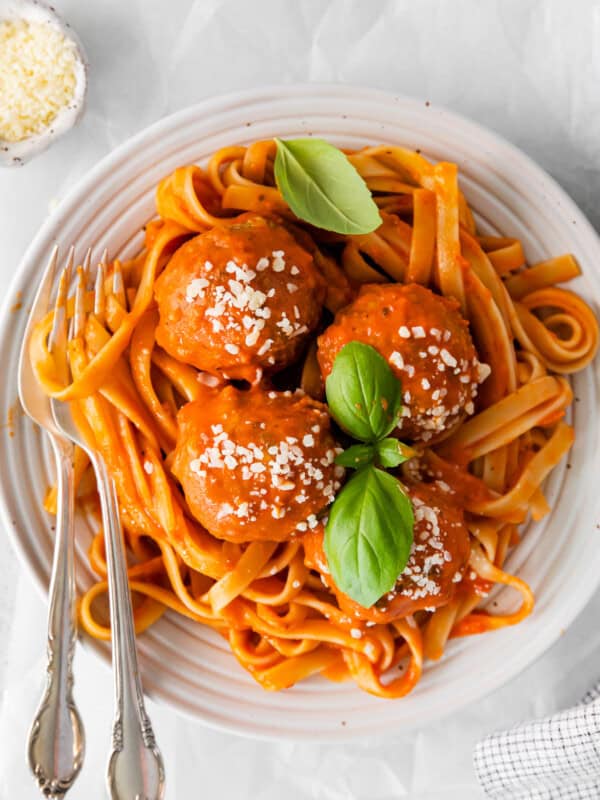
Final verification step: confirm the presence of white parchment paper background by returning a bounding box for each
[2,1,600,797]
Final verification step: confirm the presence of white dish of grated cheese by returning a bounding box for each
[0,0,87,166]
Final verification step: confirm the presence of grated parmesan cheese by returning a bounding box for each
[0,18,78,142]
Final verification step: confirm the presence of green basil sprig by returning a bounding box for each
[274,138,381,235]
[325,341,401,442]
[323,342,415,608]
[334,438,414,470]
[373,438,415,469]
[325,467,414,608]
[334,443,377,470]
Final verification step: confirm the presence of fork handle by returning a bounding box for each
[92,455,165,800]
[28,435,85,798]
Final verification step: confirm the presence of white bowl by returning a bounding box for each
[0,0,87,167]
[1,85,599,740]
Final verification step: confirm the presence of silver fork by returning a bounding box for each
[50,257,165,800]
[18,245,85,799]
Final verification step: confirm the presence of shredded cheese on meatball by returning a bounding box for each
[184,252,307,357]
[398,498,453,601]
[189,422,342,527]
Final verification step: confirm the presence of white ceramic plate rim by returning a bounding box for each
[1,84,599,741]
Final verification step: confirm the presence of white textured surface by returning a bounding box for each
[2,1,600,797]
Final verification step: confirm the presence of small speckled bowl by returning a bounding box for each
[0,0,87,167]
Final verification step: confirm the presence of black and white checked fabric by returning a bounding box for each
[475,681,600,799]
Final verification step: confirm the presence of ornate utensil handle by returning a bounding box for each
[28,435,85,799]
[92,455,165,800]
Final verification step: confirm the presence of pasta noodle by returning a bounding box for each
[30,140,598,698]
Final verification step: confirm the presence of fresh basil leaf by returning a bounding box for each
[335,443,375,469]
[325,341,402,443]
[274,138,381,235]
[324,466,414,608]
[374,438,415,468]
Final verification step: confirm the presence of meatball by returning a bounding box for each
[304,481,470,622]
[317,283,488,442]
[155,213,326,382]
[172,385,344,543]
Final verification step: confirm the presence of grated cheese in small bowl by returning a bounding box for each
[0,0,87,166]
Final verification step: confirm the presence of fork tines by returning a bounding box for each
[52,248,112,344]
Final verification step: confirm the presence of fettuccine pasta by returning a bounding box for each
[31,140,598,698]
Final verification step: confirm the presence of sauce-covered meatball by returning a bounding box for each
[155,214,326,382]
[172,386,344,542]
[304,481,470,622]
[317,283,488,442]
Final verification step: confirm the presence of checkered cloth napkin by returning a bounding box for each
[474,682,600,798]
